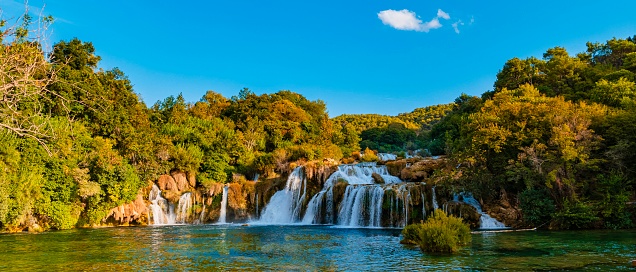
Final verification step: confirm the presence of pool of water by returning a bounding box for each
[0,225,634,271]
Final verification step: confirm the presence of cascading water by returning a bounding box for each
[302,163,409,227]
[421,191,426,219]
[198,204,206,224]
[148,185,176,225]
[432,186,440,211]
[454,193,507,229]
[219,185,229,224]
[377,153,397,161]
[400,184,411,227]
[255,194,259,218]
[258,167,307,224]
[175,193,192,224]
[337,185,385,227]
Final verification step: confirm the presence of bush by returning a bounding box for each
[401,223,420,245]
[519,188,555,226]
[401,210,471,253]
[595,173,633,229]
[553,199,599,229]
[360,147,378,162]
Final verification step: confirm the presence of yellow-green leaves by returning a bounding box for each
[591,77,636,108]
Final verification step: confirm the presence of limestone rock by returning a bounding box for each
[171,171,189,191]
[104,193,149,226]
[187,172,197,187]
[27,224,43,233]
[157,175,177,191]
[371,173,385,184]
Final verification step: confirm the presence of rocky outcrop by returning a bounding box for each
[103,193,149,226]
[484,203,523,229]
[385,157,448,182]
[372,173,384,184]
[443,202,481,229]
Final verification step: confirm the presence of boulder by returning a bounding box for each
[445,202,481,229]
[157,175,177,191]
[485,204,523,228]
[372,173,385,184]
[27,224,43,233]
[187,172,197,188]
[172,171,189,191]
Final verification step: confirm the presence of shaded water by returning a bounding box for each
[0,226,634,271]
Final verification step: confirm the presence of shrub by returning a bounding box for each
[595,173,633,229]
[553,199,599,229]
[401,223,420,245]
[401,210,471,253]
[519,188,555,226]
[360,147,378,162]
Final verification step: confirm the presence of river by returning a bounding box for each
[0,225,634,271]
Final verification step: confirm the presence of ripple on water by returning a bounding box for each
[0,226,634,271]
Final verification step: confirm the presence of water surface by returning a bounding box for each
[0,225,634,271]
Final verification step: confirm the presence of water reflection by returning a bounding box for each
[0,226,634,271]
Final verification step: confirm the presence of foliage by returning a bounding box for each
[552,199,599,229]
[1,6,635,232]
[360,147,378,162]
[425,36,636,230]
[401,210,471,253]
[360,123,416,153]
[332,104,453,153]
[519,188,555,226]
[593,173,632,229]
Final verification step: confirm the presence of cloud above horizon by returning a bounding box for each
[378,9,450,32]
[452,20,464,34]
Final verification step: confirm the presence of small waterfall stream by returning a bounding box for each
[454,193,507,229]
[148,185,176,225]
[219,185,229,224]
[175,193,192,224]
[432,186,439,211]
[258,167,307,224]
[377,153,397,161]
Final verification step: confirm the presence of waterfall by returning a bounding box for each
[455,193,507,229]
[400,184,411,226]
[219,185,229,224]
[148,185,176,225]
[175,193,192,224]
[255,194,259,218]
[337,185,385,227]
[198,204,206,224]
[432,186,439,211]
[258,167,307,224]
[303,163,406,227]
[377,153,397,161]
[421,191,426,219]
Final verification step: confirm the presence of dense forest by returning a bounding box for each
[333,104,453,153]
[426,36,636,229]
[1,11,635,231]
[0,15,356,231]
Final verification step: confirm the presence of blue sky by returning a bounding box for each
[2,1,635,116]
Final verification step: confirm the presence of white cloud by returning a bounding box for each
[452,20,464,34]
[437,9,450,20]
[470,16,475,25]
[377,9,424,31]
[378,8,451,32]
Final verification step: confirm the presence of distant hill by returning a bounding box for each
[332,103,454,133]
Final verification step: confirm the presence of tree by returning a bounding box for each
[0,12,57,154]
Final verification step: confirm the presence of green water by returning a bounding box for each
[0,225,634,271]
